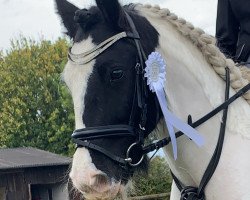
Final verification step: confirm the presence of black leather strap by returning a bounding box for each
[72,125,136,140]
[72,125,137,166]
[142,82,250,155]
[197,67,230,197]
[125,12,148,146]
[73,138,129,166]
[171,67,231,200]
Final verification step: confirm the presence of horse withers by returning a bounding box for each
[55,0,250,199]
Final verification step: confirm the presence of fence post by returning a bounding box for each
[128,193,170,200]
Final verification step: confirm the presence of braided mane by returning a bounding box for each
[136,4,250,104]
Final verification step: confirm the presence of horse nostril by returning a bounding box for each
[93,173,110,186]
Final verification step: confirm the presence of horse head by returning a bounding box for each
[55,0,160,199]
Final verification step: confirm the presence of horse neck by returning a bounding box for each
[139,5,250,195]
[156,23,227,186]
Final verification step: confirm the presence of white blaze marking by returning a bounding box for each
[63,37,100,188]
[63,37,123,198]
[62,37,96,130]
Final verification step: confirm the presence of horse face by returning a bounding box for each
[55,0,159,198]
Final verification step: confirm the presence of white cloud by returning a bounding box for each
[0,0,217,50]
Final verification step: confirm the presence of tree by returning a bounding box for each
[0,37,75,155]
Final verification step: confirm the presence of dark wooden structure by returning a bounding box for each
[0,147,72,200]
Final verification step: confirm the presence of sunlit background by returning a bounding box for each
[0,0,217,50]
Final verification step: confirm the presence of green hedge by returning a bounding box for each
[129,156,172,197]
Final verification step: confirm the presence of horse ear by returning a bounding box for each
[55,0,79,38]
[95,0,128,30]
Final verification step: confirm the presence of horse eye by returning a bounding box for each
[110,69,124,81]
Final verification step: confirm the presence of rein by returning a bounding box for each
[173,67,230,200]
[142,82,250,155]
[68,9,250,199]
[143,70,250,199]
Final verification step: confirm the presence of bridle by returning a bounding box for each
[70,11,150,168]
[68,8,250,200]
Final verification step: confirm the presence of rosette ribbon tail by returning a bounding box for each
[155,86,205,160]
[144,51,205,160]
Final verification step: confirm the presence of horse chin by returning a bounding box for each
[77,181,125,200]
[70,148,128,199]
[70,175,125,200]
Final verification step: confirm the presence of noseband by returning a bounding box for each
[69,8,250,200]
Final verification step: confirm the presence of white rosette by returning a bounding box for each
[145,52,166,92]
[145,52,204,160]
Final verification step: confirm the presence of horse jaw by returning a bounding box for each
[138,5,250,200]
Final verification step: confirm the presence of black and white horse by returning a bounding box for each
[55,0,250,199]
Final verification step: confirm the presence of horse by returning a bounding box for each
[54,0,250,199]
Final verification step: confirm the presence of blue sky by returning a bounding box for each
[0,0,217,51]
